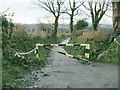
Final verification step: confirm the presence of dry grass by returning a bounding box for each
[29,31,47,37]
[57,32,70,37]
[77,31,108,40]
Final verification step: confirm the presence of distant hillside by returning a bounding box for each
[84,23,112,31]
[24,24,38,31]
[24,23,112,32]
[24,24,70,32]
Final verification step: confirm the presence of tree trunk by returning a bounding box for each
[112,2,120,32]
[53,16,59,42]
[91,11,98,31]
[92,20,99,31]
[92,23,97,31]
[70,15,74,32]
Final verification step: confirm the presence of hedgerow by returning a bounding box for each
[65,31,118,64]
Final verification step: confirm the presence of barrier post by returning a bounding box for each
[85,44,90,59]
[36,45,39,58]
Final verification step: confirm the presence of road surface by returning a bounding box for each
[20,38,118,88]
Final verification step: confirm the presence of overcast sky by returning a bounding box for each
[0,0,113,25]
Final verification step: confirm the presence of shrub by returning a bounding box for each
[70,30,84,39]
[65,31,118,64]
[2,29,50,88]
[74,19,88,30]
[2,26,68,87]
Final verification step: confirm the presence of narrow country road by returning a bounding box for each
[20,38,118,88]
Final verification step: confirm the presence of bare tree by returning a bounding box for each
[65,0,85,32]
[83,0,111,30]
[34,0,65,39]
[112,1,120,32]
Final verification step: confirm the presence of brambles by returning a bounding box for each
[1,13,14,61]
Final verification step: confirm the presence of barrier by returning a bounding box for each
[35,43,90,62]
[15,47,37,58]
[114,38,120,45]
[15,43,92,65]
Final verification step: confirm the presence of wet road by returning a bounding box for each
[20,38,118,88]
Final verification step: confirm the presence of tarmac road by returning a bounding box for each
[20,38,118,88]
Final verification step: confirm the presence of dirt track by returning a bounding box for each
[20,39,118,88]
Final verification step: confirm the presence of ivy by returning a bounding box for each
[1,13,14,61]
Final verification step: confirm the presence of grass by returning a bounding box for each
[2,30,68,88]
[65,30,118,64]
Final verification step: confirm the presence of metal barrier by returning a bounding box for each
[35,44,90,62]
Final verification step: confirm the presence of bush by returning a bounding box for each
[97,41,118,64]
[1,13,68,87]
[70,30,84,39]
[65,31,118,64]
[74,19,88,30]
[2,29,50,87]
[2,26,69,88]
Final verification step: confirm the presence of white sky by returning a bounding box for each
[0,0,113,25]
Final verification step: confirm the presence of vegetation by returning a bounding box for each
[65,30,118,64]
[65,0,84,32]
[74,19,88,30]
[34,0,65,40]
[33,0,114,35]
[37,22,53,33]
[1,0,120,89]
[2,29,68,88]
[2,30,51,88]
[1,13,68,88]
[83,0,111,30]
